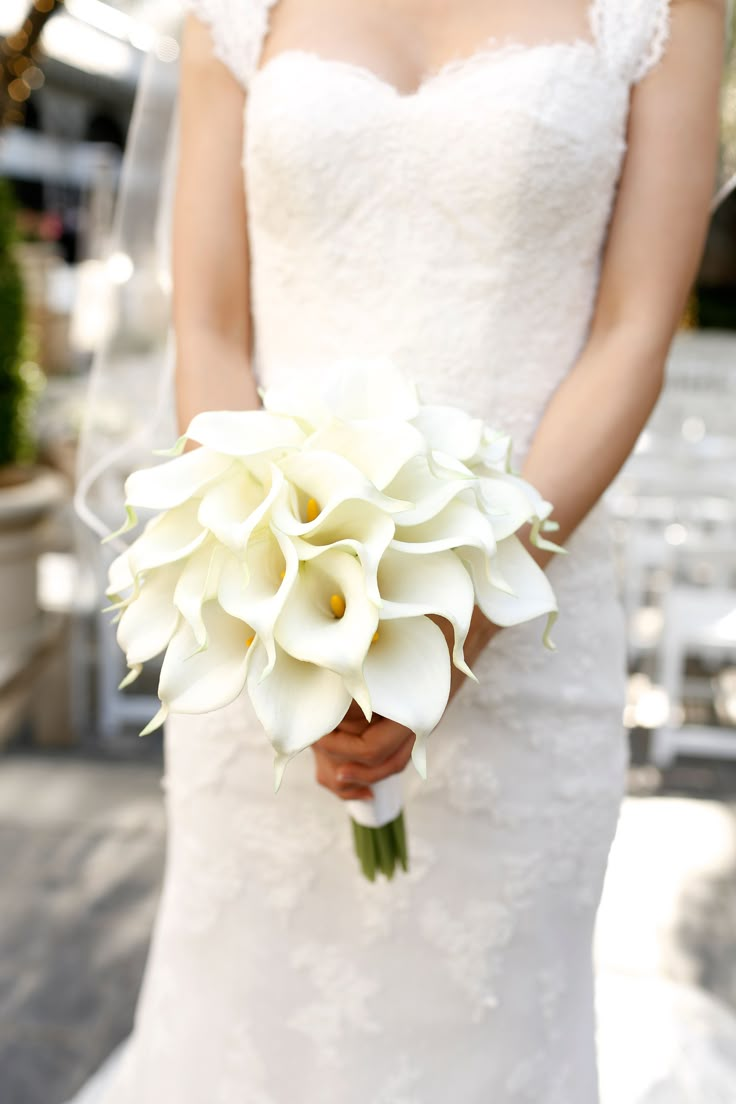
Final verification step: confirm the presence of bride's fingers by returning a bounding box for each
[335,718,367,736]
[321,718,413,767]
[335,735,415,786]
[311,746,374,800]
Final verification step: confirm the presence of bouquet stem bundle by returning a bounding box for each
[352,812,408,881]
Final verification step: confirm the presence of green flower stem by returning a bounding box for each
[350,811,409,882]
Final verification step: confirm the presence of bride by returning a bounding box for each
[68,0,724,1101]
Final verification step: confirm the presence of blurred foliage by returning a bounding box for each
[0,179,43,469]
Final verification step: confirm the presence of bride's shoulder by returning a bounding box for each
[594,0,721,86]
[182,0,277,88]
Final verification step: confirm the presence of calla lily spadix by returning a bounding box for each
[104,361,562,882]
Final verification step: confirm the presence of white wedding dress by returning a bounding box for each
[66,2,677,1101]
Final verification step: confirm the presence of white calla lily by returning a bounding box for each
[246,639,353,785]
[217,526,299,677]
[304,418,425,489]
[123,448,233,512]
[386,454,474,527]
[469,429,513,472]
[325,359,419,421]
[158,601,255,715]
[286,502,395,606]
[473,475,544,541]
[173,540,227,648]
[410,404,484,461]
[392,495,497,561]
[262,358,420,427]
[184,409,306,456]
[106,547,136,602]
[128,498,208,576]
[460,535,558,637]
[116,562,181,666]
[377,547,476,679]
[198,463,284,552]
[272,451,409,537]
[274,547,378,717]
[363,615,451,779]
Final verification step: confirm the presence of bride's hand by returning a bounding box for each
[311,613,500,801]
[310,705,415,801]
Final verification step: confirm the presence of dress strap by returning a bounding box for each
[182,0,279,89]
[590,0,672,85]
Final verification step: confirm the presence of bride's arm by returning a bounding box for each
[314,0,725,797]
[451,0,727,686]
[172,15,260,433]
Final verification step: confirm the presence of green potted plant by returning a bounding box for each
[0,178,65,686]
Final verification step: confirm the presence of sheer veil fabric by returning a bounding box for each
[67,1,736,1102]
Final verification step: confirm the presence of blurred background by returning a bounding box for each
[0,2,735,1102]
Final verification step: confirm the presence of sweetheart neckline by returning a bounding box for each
[249,36,602,103]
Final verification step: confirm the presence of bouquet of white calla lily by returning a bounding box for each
[104,363,562,882]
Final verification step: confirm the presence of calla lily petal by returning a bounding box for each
[158,602,255,714]
[474,476,542,541]
[392,495,497,560]
[106,547,135,600]
[124,448,233,511]
[304,418,425,490]
[264,358,419,424]
[198,464,284,552]
[273,451,409,537]
[386,454,474,527]
[377,547,476,679]
[128,499,208,575]
[411,404,484,461]
[116,562,181,666]
[319,358,420,422]
[246,639,353,770]
[363,615,451,779]
[173,541,226,647]
[184,409,306,456]
[217,526,299,678]
[460,535,557,629]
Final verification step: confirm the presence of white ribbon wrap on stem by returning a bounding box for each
[346,771,405,828]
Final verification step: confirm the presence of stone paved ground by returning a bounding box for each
[0,745,165,1104]
[1,744,736,1104]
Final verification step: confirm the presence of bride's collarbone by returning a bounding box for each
[259,0,598,98]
